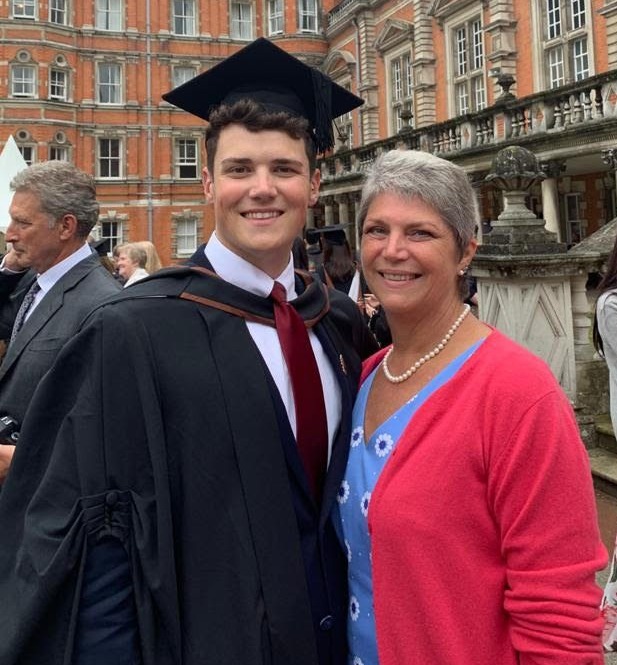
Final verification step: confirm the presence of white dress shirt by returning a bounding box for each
[4,242,94,324]
[205,233,342,462]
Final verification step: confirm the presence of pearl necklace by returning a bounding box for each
[382,304,471,384]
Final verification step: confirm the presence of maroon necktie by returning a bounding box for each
[270,281,328,500]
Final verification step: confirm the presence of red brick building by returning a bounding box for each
[1,0,617,262]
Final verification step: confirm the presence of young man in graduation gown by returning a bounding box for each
[0,38,377,665]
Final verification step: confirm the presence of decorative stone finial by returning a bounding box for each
[496,73,516,100]
[480,145,566,255]
[485,145,545,192]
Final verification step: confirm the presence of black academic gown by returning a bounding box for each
[0,247,372,665]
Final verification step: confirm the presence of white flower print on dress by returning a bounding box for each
[345,539,352,562]
[374,432,394,458]
[350,595,360,621]
[360,491,371,517]
[337,480,350,504]
[352,657,364,665]
[350,426,363,447]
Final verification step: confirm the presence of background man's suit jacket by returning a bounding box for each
[0,253,121,425]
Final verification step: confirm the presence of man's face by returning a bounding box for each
[6,191,65,273]
[203,124,320,278]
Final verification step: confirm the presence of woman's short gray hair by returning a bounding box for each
[10,161,99,238]
[357,149,479,257]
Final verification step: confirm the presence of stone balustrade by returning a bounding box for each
[321,70,617,181]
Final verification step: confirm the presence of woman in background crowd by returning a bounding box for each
[594,234,617,651]
[316,226,361,301]
[135,240,163,274]
[116,243,149,287]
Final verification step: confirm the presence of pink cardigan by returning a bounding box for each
[363,330,607,664]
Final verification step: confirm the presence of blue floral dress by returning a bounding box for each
[337,341,484,665]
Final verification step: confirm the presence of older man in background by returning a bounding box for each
[0,160,121,481]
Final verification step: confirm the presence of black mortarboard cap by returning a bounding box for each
[162,37,364,154]
[306,224,349,246]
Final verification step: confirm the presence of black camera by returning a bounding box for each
[0,415,19,444]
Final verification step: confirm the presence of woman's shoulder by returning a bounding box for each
[597,289,617,312]
[473,329,564,396]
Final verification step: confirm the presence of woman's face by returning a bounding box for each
[116,251,138,280]
[361,192,476,319]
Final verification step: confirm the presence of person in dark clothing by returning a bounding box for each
[310,224,391,348]
[0,162,121,482]
[310,225,357,296]
[0,37,373,665]
[292,235,309,271]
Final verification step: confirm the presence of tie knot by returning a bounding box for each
[270,281,287,304]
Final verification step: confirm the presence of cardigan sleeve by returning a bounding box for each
[487,387,607,664]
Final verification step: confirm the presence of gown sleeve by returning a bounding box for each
[0,305,180,665]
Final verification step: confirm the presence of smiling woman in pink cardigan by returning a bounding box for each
[337,149,607,665]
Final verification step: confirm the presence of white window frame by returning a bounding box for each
[547,0,561,39]
[564,191,586,245]
[174,138,199,179]
[97,137,123,179]
[12,0,36,19]
[571,0,585,29]
[11,65,37,98]
[95,0,123,31]
[455,26,467,76]
[387,48,414,134]
[49,0,68,25]
[267,0,283,35]
[471,74,486,110]
[18,145,36,165]
[173,0,196,36]
[176,218,197,256]
[298,0,318,33]
[97,62,123,105]
[101,220,123,251]
[542,0,591,88]
[49,68,68,101]
[230,1,253,40]
[572,36,589,80]
[548,45,565,86]
[451,17,485,116]
[172,65,197,88]
[49,145,70,161]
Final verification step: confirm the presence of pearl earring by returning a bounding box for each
[459,266,468,277]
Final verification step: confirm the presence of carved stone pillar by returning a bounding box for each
[323,197,335,226]
[477,147,571,387]
[336,195,350,226]
[305,207,315,229]
[540,159,566,241]
[570,270,594,361]
[469,172,487,244]
[475,146,607,445]
[602,148,617,195]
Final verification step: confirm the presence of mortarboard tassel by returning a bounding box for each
[311,69,334,154]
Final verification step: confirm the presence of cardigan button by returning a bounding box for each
[319,615,334,631]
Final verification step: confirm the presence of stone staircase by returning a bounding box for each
[589,415,617,498]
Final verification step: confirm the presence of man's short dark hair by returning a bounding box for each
[205,99,318,173]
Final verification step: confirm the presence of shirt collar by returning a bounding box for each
[37,242,92,295]
[204,232,297,299]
